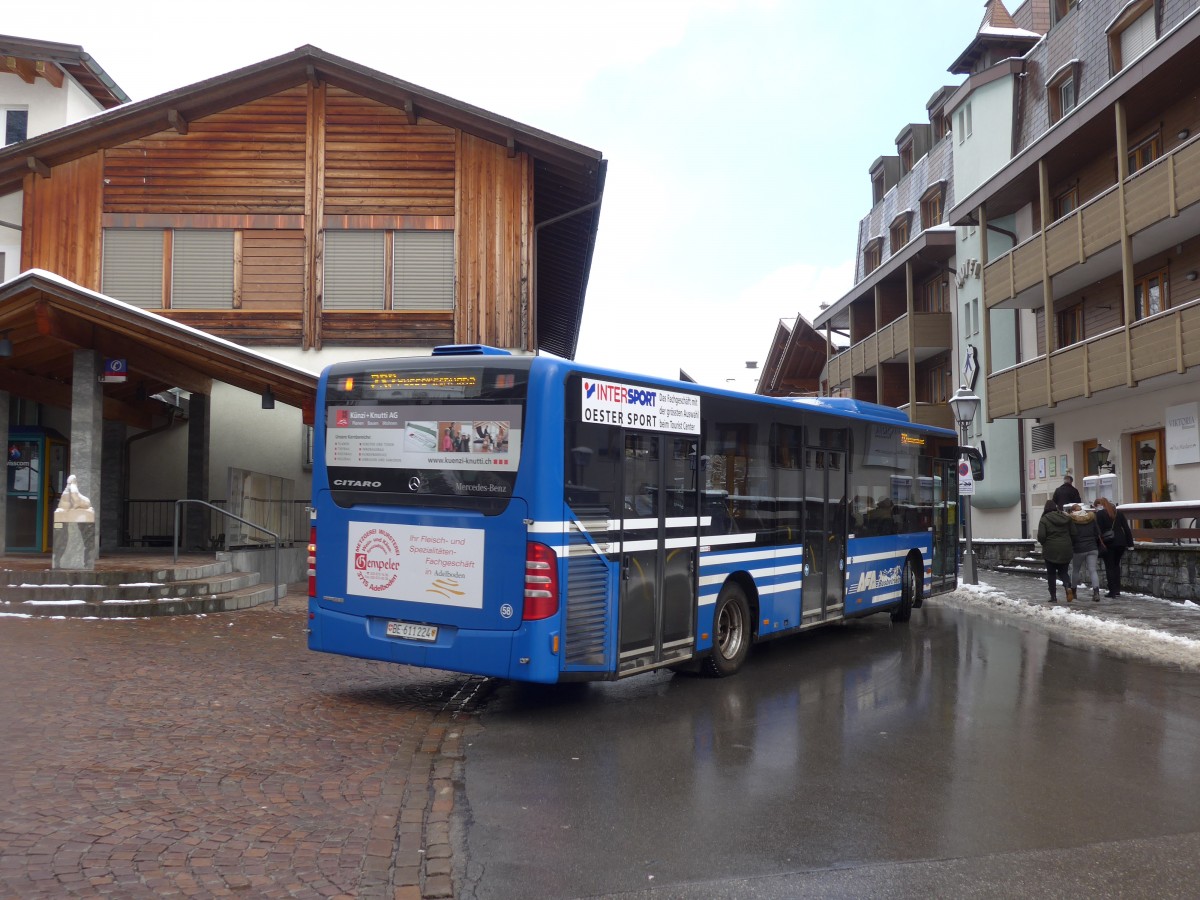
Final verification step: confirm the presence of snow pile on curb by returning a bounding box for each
[934,581,1200,671]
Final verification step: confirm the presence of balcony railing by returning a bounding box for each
[824,311,952,388]
[986,297,1200,417]
[898,402,956,431]
[983,134,1200,309]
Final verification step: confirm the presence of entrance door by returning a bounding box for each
[1131,429,1165,504]
[6,438,42,551]
[619,432,698,674]
[801,447,848,620]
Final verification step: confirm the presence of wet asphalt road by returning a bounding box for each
[458,601,1200,899]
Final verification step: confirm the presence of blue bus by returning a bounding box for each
[307,345,960,683]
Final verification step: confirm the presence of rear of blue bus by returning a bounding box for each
[307,349,564,682]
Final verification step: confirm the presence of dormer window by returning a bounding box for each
[931,110,949,142]
[899,139,915,176]
[1052,0,1079,25]
[1047,61,1081,124]
[872,170,886,204]
[864,238,883,275]
[1108,0,1157,73]
[921,183,945,228]
[890,213,912,254]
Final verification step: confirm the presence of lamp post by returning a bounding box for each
[949,384,981,585]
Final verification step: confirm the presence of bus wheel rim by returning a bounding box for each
[719,600,743,658]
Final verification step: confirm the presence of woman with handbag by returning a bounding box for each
[1096,497,1134,597]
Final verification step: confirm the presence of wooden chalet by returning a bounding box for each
[0,43,605,555]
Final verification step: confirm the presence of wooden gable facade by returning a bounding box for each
[4,46,605,359]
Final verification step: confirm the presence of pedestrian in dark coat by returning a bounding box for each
[1052,475,1082,508]
[1037,499,1076,603]
[1095,497,1134,597]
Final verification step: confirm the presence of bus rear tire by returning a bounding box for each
[890,557,919,622]
[702,582,751,677]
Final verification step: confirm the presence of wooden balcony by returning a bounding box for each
[898,402,956,431]
[986,298,1200,417]
[983,135,1200,310]
[823,311,952,389]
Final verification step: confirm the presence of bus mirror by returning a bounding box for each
[959,446,984,481]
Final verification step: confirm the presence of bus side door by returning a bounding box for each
[801,447,848,620]
[619,432,698,674]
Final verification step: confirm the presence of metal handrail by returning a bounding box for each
[173,499,280,605]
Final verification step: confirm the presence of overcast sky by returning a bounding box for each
[8,0,987,389]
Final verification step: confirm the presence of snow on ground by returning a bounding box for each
[936,579,1200,672]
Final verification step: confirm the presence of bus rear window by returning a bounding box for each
[322,365,528,509]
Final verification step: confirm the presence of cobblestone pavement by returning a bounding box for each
[0,586,488,899]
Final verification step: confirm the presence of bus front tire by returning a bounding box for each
[702,582,751,677]
[890,557,919,622]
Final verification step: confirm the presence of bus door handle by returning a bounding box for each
[622,557,630,580]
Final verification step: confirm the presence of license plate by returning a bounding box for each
[386,621,438,642]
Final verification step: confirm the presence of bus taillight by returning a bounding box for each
[307,521,317,599]
[523,542,559,620]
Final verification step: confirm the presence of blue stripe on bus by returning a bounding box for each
[844,534,932,613]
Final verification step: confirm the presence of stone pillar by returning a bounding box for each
[71,350,103,559]
[186,393,211,551]
[0,390,9,553]
[101,420,125,551]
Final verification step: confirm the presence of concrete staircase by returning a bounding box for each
[0,557,280,618]
[992,545,1047,580]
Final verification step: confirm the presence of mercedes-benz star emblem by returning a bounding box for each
[408,476,422,492]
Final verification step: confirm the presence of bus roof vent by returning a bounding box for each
[432,344,513,356]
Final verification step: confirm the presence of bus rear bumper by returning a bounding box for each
[307,601,561,683]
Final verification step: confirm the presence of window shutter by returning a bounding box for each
[324,231,385,310]
[171,230,234,309]
[394,231,454,310]
[1120,10,1155,67]
[102,229,164,309]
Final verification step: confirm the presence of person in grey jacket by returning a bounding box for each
[1069,504,1107,600]
[1037,500,1076,603]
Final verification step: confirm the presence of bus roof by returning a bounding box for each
[358,345,957,438]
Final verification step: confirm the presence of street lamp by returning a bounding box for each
[1089,442,1115,474]
[949,384,981,585]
